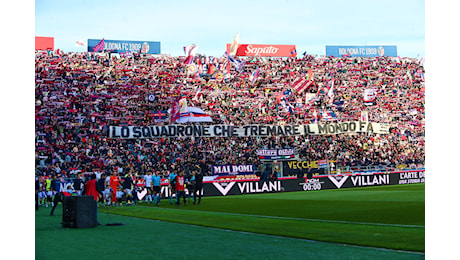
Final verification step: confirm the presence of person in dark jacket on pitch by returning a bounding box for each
[35,177,40,211]
[50,191,70,216]
[122,172,135,205]
[192,171,203,205]
[96,173,106,203]
[49,175,65,216]
[260,168,269,182]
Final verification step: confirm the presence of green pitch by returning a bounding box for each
[35,183,424,259]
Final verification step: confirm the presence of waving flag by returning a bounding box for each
[312,110,319,124]
[250,67,261,83]
[305,93,317,105]
[291,68,313,94]
[360,111,369,122]
[363,88,378,105]
[291,78,306,91]
[179,97,188,113]
[207,63,217,75]
[298,80,313,94]
[321,110,337,121]
[185,64,198,75]
[184,44,199,64]
[226,52,245,72]
[317,82,331,95]
[287,103,294,115]
[283,89,292,96]
[223,61,231,79]
[229,32,240,56]
[327,79,335,104]
[176,107,213,123]
[332,100,345,111]
[280,98,294,115]
[192,87,202,101]
[170,99,181,122]
[75,40,85,47]
[291,77,312,94]
[153,111,168,121]
[306,68,313,81]
[92,38,105,53]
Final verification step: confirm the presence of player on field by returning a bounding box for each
[152,170,162,205]
[168,170,177,205]
[143,171,153,203]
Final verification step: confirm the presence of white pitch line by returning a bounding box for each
[138,205,425,228]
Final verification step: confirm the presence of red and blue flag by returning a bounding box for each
[92,38,105,53]
[153,110,167,120]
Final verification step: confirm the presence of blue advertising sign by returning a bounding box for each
[55,181,76,193]
[88,39,161,54]
[325,45,397,57]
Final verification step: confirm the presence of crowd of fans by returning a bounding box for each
[35,50,425,181]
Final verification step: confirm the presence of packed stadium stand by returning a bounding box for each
[35,51,424,178]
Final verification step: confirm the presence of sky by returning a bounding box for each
[35,0,426,58]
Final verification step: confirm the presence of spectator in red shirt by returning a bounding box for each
[84,173,100,202]
[174,170,186,206]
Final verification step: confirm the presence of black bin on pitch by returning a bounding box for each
[62,196,97,228]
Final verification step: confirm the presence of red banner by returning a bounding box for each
[35,36,54,51]
[226,44,296,57]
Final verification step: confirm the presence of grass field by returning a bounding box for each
[35,183,425,259]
